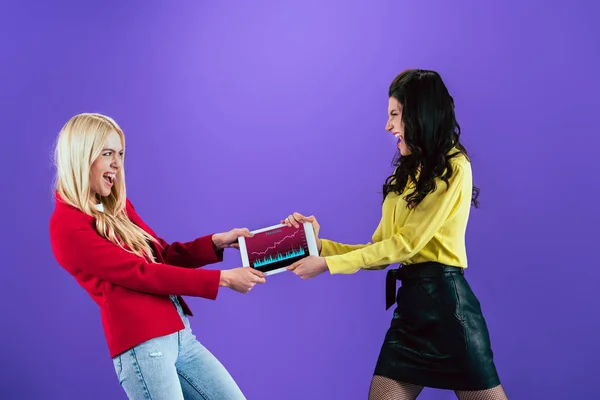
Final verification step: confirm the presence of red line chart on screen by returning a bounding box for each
[245,226,309,268]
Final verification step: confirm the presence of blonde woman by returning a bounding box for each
[49,113,264,400]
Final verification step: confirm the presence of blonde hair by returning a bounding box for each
[53,113,158,261]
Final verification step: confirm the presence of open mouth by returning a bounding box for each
[103,173,116,186]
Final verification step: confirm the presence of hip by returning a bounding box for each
[387,262,482,321]
[101,294,190,358]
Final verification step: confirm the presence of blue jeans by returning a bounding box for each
[112,296,246,399]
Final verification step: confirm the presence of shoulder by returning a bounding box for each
[49,197,96,262]
[447,151,471,178]
[432,151,471,194]
[49,194,136,235]
[124,197,143,222]
[125,197,135,209]
[125,197,136,214]
[50,196,93,233]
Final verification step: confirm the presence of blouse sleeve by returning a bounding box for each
[324,164,467,274]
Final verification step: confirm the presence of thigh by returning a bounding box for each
[455,385,508,400]
[368,375,424,400]
[176,327,246,400]
[113,332,183,400]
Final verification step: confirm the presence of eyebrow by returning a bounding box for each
[102,148,123,152]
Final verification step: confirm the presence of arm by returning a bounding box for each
[318,216,383,256]
[50,221,221,299]
[155,235,224,269]
[126,199,224,268]
[324,164,467,275]
[320,239,371,257]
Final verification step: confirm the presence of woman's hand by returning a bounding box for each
[212,228,253,250]
[219,267,266,293]
[286,256,329,279]
[281,212,322,253]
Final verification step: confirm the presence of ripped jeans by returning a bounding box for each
[111,296,246,400]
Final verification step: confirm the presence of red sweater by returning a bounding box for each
[49,194,224,358]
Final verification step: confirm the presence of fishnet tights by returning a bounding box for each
[368,376,423,400]
[368,376,508,400]
[455,385,508,400]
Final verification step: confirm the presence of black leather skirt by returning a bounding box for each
[374,262,501,391]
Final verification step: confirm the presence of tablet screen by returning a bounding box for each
[245,225,309,273]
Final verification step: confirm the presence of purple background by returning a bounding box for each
[2,1,599,399]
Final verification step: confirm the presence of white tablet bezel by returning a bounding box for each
[238,222,319,276]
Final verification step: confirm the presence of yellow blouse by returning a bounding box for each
[321,150,473,275]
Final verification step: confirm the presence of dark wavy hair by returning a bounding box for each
[382,69,480,209]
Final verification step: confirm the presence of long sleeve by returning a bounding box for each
[50,219,222,299]
[324,164,467,275]
[155,235,224,268]
[126,199,224,268]
[320,239,370,257]
[319,218,383,256]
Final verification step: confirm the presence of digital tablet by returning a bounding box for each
[238,222,319,276]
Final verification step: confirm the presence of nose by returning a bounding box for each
[111,155,122,170]
[385,118,393,132]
